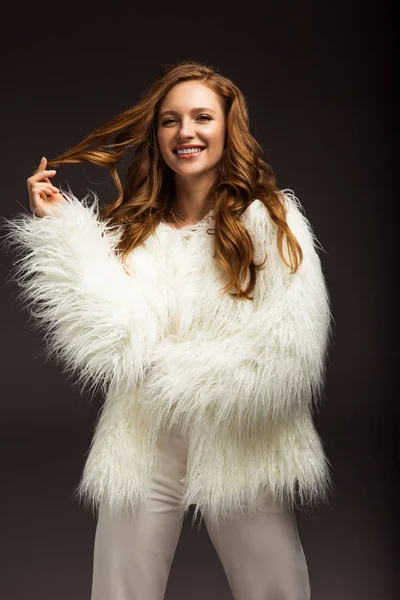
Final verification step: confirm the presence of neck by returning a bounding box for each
[172,171,216,221]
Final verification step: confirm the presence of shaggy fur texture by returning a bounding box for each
[1,188,334,526]
[1,192,159,399]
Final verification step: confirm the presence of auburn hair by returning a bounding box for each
[47,60,303,300]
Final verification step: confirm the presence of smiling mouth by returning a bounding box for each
[173,147,206,155]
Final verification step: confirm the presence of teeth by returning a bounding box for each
[176,147,204,155]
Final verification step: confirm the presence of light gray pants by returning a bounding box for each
[91,429,311,600]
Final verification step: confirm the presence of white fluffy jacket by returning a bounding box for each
[2,188,333,525]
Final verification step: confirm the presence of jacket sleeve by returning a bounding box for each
[143,190,333,431]
[0,190,159,399]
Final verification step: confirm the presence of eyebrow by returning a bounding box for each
[159,106,217,118]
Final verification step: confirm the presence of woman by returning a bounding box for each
[2,61,333,600]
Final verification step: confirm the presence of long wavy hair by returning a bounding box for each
[47,60,302,300]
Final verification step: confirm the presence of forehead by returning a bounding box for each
[159,81,223,113]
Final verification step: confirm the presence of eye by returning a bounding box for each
[161,115,213,126]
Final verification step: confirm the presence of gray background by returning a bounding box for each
[0,1,396,599]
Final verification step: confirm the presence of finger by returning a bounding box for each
[40,186,59,197]
[31,156,46,176]
[43,176,60,191]
[31,183,59,196]
[37,156,47,172]
[28,169,57,184]
[31,156,50,176]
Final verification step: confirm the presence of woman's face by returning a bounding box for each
[157,81,226,181]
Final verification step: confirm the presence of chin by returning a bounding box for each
[177,167,211,177]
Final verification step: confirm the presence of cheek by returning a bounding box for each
[157,128,169,147]
[208,134,225,156]
[209,126,225,150]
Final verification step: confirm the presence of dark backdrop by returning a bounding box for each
[0,2,396,599]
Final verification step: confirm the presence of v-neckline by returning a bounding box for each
[158,208,215,233]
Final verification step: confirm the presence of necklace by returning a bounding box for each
[169,205,214,229]
[169,207,190,228]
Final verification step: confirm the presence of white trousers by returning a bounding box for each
[90,428,311,600]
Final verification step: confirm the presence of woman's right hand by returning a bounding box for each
[27,156,66,217]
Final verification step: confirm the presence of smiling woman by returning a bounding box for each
[26,60,306,303]
[1,60,332,600]
[157,82,226,224]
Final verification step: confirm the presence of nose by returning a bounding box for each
[178,117,195,139]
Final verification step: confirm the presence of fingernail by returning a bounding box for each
[41,156,46,161]
[49,170,57,173]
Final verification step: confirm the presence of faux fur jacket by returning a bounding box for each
[1,188,333,526]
